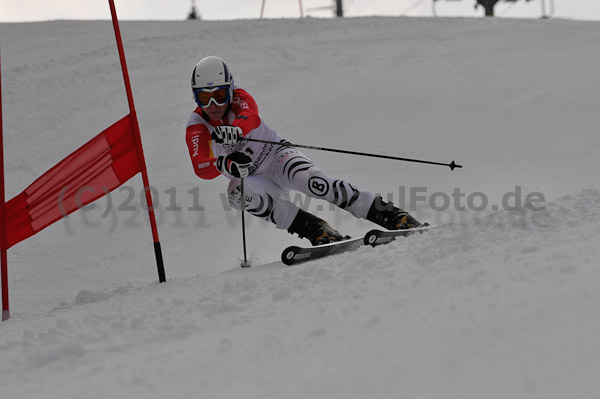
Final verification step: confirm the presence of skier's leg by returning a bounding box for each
[269,147,421,229]
[227,176,298,230]
[227,176,346,245]
[270,147,375,218]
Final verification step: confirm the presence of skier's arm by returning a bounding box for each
[186,124,220,180]
[230,88,261,136]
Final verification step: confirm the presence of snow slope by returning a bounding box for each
[1,16,600,399]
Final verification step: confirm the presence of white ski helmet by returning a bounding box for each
[191,56,234,107]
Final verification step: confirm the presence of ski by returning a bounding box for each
[363,223,440,247]
[281,237,364,266]
[281,224,444,266]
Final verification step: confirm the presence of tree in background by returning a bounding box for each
[476,0,504,16]
[188,0,201,20]
[433,0,547,18]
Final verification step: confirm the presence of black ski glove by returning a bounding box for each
[216,152,252,178]
[212,125,243,145]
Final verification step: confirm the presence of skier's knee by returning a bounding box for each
[304,169,330,198]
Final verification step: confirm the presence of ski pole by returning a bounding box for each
[241,137,462,170]
[240,178,250,268]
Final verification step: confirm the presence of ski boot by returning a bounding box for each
[366,196,421,230]
[288,209,348,246]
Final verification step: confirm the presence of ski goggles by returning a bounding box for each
[194,86,231,107]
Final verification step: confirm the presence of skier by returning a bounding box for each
[185,56,421,246]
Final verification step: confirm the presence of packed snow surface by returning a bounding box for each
[1,16,600,399]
